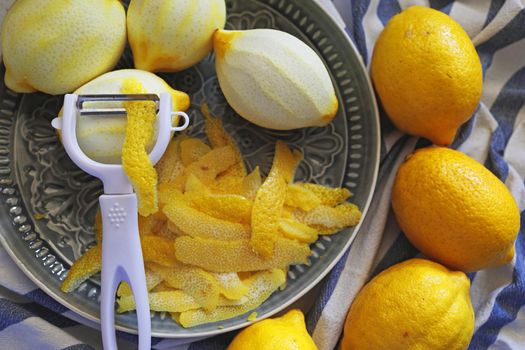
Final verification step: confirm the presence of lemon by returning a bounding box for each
[67,69,189,164]
[342,259,474,350]
[127,0,226,72]
[227,309,317,350]
[371,6,482,145]
[1,0,126,95]
[392,147,520,272]
[213,29,338,130]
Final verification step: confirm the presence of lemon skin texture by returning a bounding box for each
[227,309,318,350]
[127,0,226,72]
[1,0,126,95]
[371,6,482,145]
[392,147,520,272]
[342,258,474,350]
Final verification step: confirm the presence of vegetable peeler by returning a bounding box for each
[52,93,189,350]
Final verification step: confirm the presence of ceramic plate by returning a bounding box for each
[0,0,379,338]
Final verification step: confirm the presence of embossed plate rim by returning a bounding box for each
[0,0,380,338]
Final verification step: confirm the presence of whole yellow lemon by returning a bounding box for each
[392,147,520,272]
[342,258,474,350]
[127,0,226,72]
[371,6,482,145]
[227,309,317,350]
[1,0,126,95]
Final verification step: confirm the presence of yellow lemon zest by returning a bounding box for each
[178,269,285,328]
[285,184,322,211]
[140,235,178,267]
[149,262,221,311]
[60,245,101,293]
[215,273,250,301]
[251,142,302,258]
[163,199,251,240]
[180,138,212,166]
[174,236,310,273]
[117,290,200,313]
[296,182,351,206]
[121,78,158,216]
[117,268,162,297]
[202,103,247,191]
[242,167,262,199]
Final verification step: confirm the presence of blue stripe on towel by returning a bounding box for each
[379,135,411,169]
[306,249,350,333]
[484,0,506,28]
[24,289,69,314]
[307,135,411,334]
[451,110,479,149]
[344,27,359,53]
[348,0,371,63]
[468,272,477,283]
[469,212,525,349]
[429,0,455,15]
[371,232,419,277]
[113,328,165,346]
[0,298,78,332]
[377,0,401,25]
[476,10,525,72]
[0,298,33,331]
[485,67,525,181]
[189,331,238,350]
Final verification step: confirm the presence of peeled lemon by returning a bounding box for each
[1,0,126,95]
[392,147,520,272]
[213,29,338,130]
[342,259,474,350]
[127,0,226,72]
[68,69,189,164]
[371,6,482,145]
[227,309,317,350]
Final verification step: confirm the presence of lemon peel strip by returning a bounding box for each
[296,183,351,206]
[202,103,246,180]
[117,268,162,297]
[149,262,221,311]
[174,236,310,272]
[117,290,200,313]
[60,245,101,293]
[177,269,285,328]
[121,78,158,216]
[251,141,302,258]
[141,235,178,267]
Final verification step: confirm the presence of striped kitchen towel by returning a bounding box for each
[0,0,523,349]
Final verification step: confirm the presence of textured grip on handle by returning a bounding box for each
[99,194,151,350]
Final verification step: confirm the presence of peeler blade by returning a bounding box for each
[77,94,160,117]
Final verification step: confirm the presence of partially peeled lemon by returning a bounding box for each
[69,69,189,164]
[213,29,338,130]
[127,0,226,72]
[1,0,126,94]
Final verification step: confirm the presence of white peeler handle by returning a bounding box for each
[99,194,151,350]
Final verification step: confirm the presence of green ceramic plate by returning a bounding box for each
[0,0,379,338]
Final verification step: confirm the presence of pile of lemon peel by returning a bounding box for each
[61,106,361,327]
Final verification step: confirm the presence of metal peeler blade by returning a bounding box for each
[77,94,160,117]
